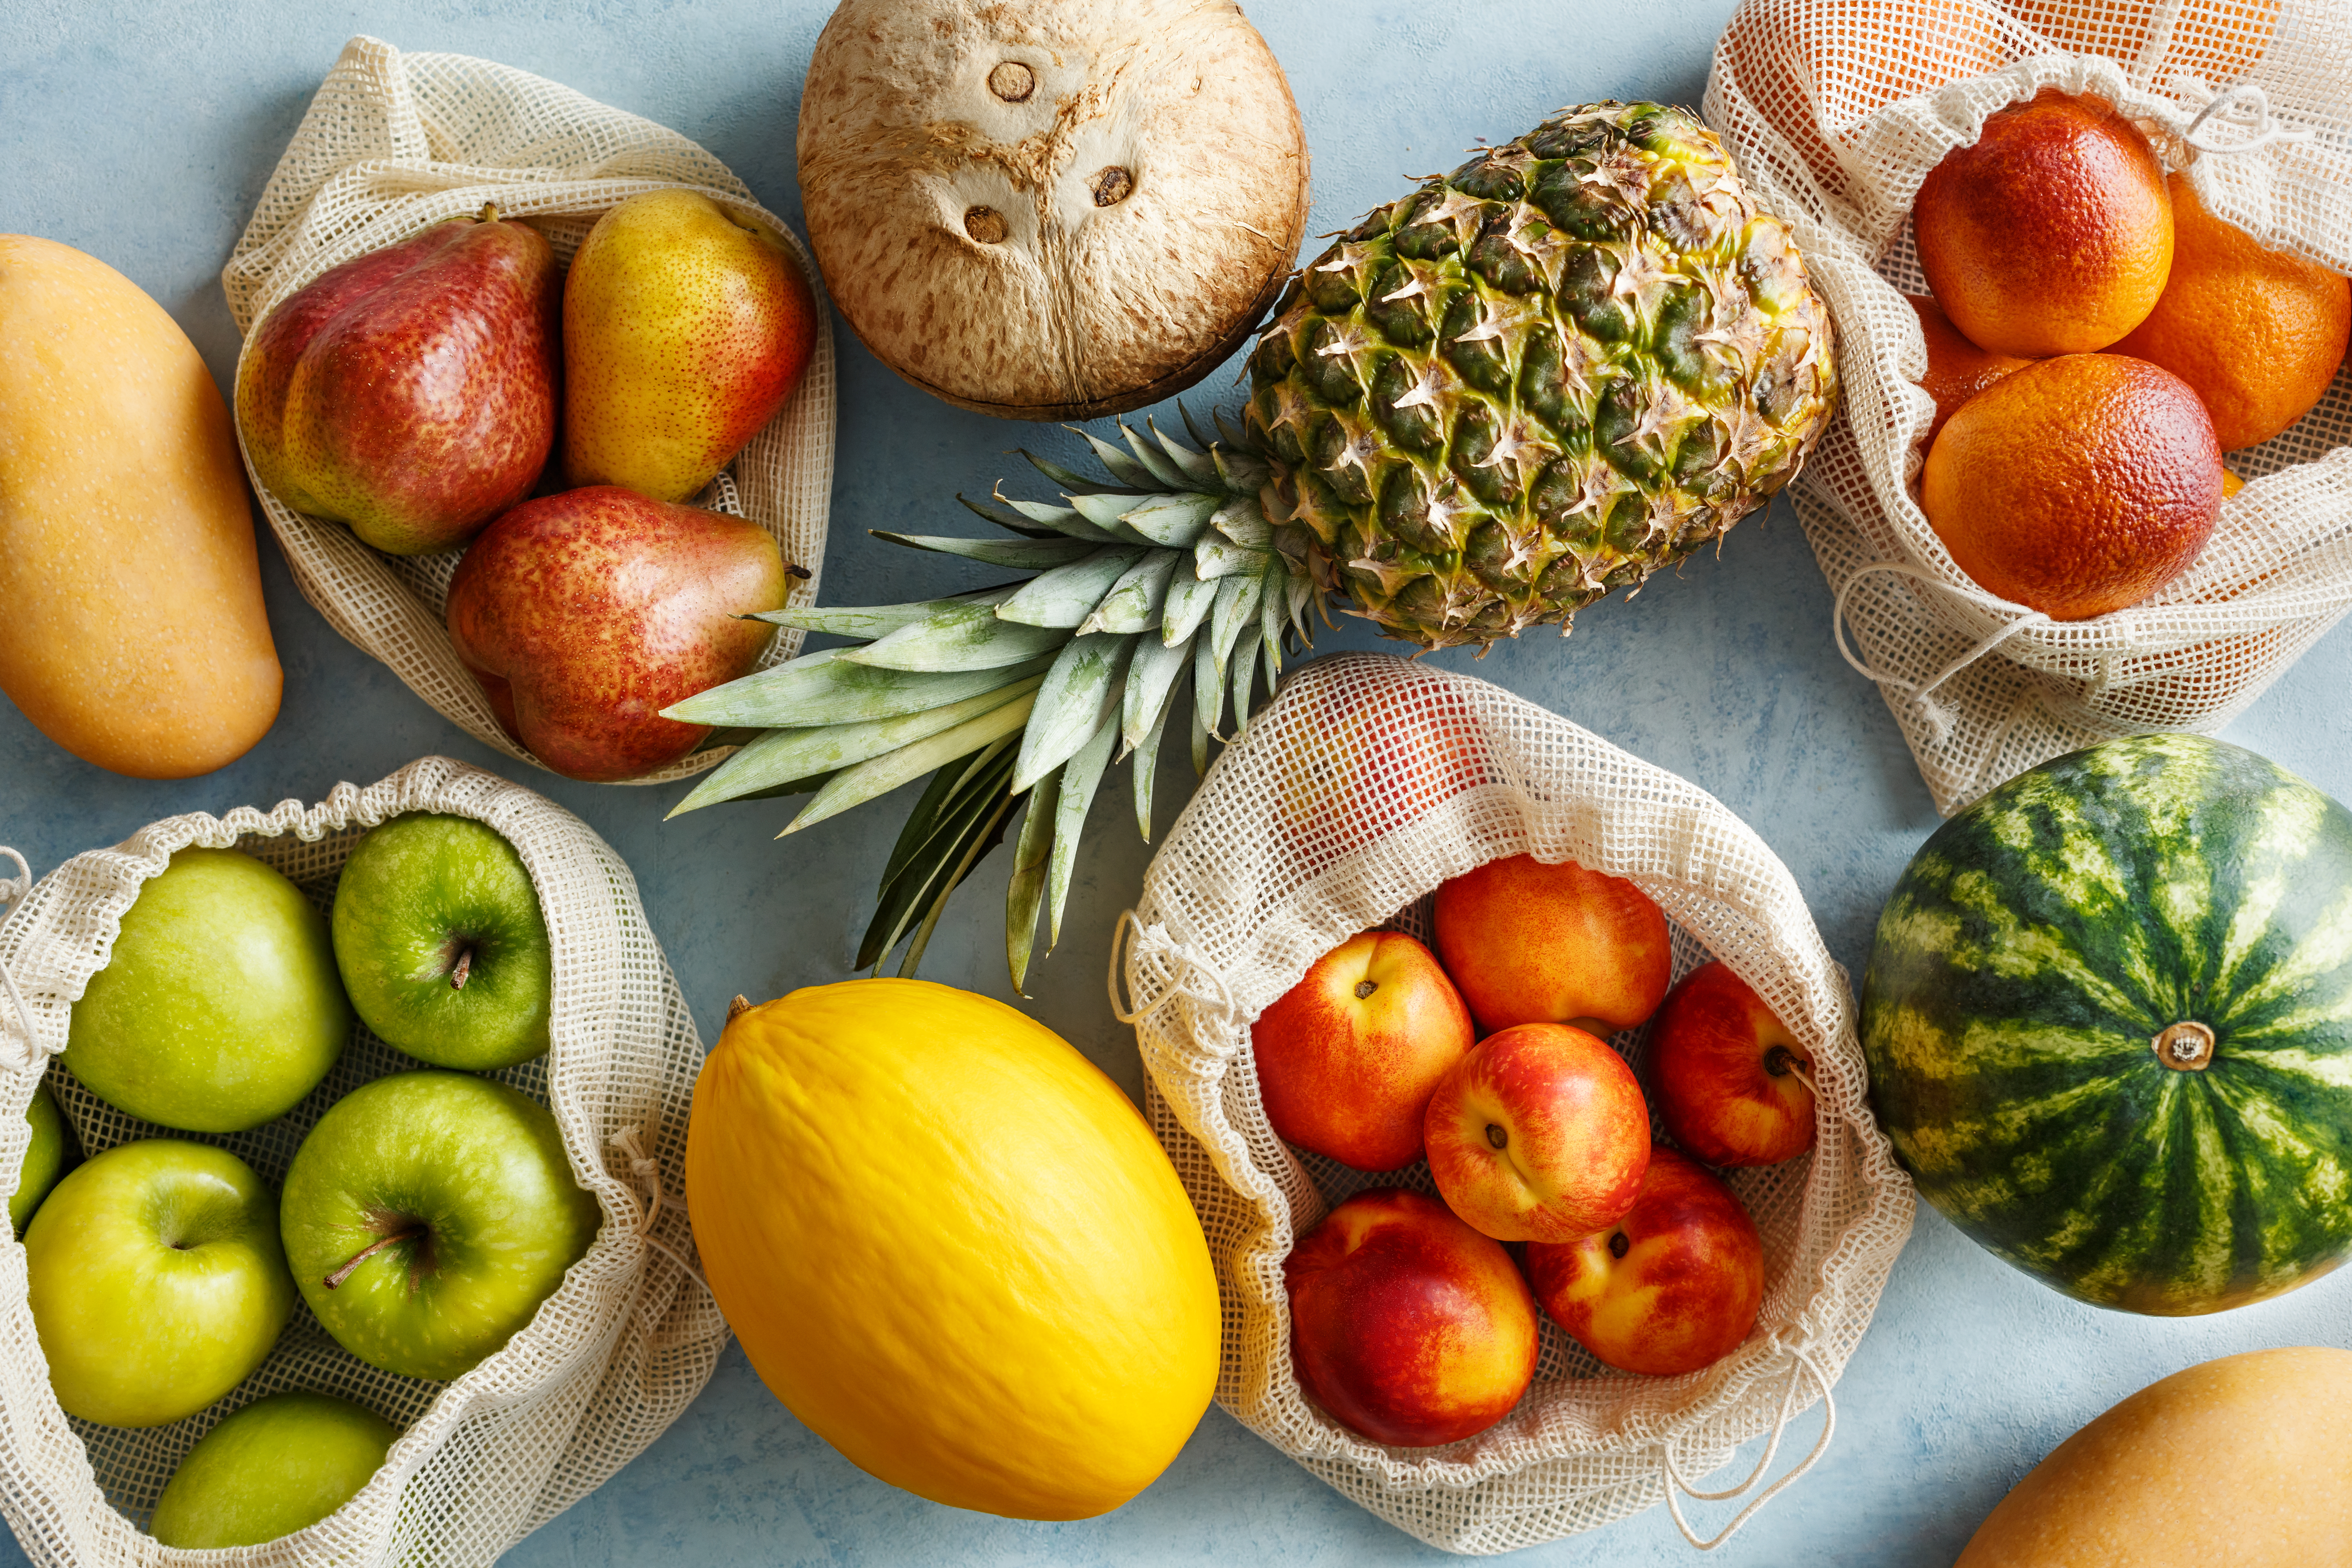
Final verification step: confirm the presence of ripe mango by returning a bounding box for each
[1958,1346,2352,1565]
[0,237,281,777]
[561,190,817,503]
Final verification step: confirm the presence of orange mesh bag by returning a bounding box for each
[1709,0,2352,811]
[223,36,836,785]
[0,756,720,1565]
[1117,655,1915,1553]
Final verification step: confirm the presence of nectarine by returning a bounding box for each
[1423,1023,1650,1244]
[1433,855,1671,1034]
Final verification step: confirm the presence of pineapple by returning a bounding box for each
[666,103,1837,985]
[1254,101,1835,647]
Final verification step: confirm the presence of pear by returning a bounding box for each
[237,207,560,556]
[561,191,817,503]
[445,485,788,782]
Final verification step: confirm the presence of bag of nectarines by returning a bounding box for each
[1709,0,2352,812]
[222,36,835,785]
[0,756,721,1565]
[1116,655,1915,1554]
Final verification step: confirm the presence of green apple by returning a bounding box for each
[12,1080,70,1234]
[149,1389,398,1548]
[281,1071,600,1380]
[331,814,552,1071]
[25,1138,294,1426]
[66,847,352,1132]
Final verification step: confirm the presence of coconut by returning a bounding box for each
[797,0,1311,421]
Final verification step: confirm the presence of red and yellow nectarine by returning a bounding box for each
[1524,1146,1764,1377]
[1649,961,1818,1168]
[1433,855,1671,1034]
[1283,1189,1538,1447]
[1253,931,1475,1172]
[1423,1023,1650,1244]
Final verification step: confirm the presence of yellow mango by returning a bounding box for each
[1958,1346,2352,1566]
[0,236,280,777]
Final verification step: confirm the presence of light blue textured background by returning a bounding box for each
[6,2,2352,1563]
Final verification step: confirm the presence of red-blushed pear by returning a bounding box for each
[1283,1189,1538,1447]
[1649,960,1818,1167]
[1251,930,1474,1171]
[1433,855,1672,1034]
[562,190,819,504]
[1523,1145,1763,1377]
[1424,1023,1650,1244]
[446,486,787,782]
[236,208,560,555]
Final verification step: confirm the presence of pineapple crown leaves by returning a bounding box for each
[660,407,1313,991]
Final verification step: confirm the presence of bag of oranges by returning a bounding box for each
[1117,655,1915,1553]
[1709,0,2352,811]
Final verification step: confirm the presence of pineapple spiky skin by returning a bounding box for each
[1248,101,1838,649]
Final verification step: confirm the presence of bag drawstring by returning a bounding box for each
[1660,1341,1837,1551]
[2176,79,2314,155]
[1831,562,2055,744]
[1108,909,1239,1031]
[605,1126,712,1298]
[0,850,42,1069]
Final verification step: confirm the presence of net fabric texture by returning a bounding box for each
[0,756,723,1567]
[1705,0,2352,813]
[223,36,837,785]
[1122,654,1915,1555]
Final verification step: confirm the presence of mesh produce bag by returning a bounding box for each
[1117,655,1914,1554]
[223,36,836,785]
[1705,0,2352,812]
[0,756,721,1566]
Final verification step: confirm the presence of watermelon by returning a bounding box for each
[1860,733,2352,1316]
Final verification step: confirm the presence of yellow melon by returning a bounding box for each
[684,978,1220,1520]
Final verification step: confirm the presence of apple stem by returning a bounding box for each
[325,1226,426,1290]
[451,946,474,990]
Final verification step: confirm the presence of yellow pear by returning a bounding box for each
[0,236,281,777]
[560,191,817,503]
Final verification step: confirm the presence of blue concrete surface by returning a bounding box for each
[6,2,2352,1563]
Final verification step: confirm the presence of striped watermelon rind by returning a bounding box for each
[1860,733,2352,1316]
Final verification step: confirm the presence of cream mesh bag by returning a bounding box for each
[222,36,836,785]
[1116,655,1915,1555]
[1705,0,2352,812]
[0,755,721,1566]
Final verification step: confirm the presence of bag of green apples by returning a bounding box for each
[0,755,719,1565]
[1117,655,1916,1554]
[222,35,835,786]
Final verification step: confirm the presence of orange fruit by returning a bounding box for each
[1921,354,2222,620]
[1907,293,2034,445]
[1914,90,2174,358]
[2223,467,2246,498]
[2109,173,2352,451]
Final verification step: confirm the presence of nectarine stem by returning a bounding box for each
[325,1225,426,1290]
[1766,1046,1818,1095]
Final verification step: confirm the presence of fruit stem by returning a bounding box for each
[726,994,752,1023]
[324,1225,426,1290]
[477,201,500,225]
[450,946,473,990]
[1765,1045,1817,1094]
[2153,1020,2217,1071]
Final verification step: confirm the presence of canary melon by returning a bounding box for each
[684,978,1219,1520]
[1958,1347,2352,1566]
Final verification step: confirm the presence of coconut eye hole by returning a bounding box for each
[1090,166,1134,207]
[963,207,1010,245]
[987,61,1035,102]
